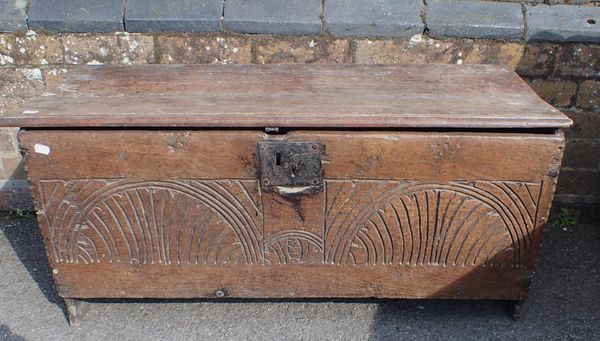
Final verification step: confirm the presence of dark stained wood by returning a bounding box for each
[262,190,325,265]
[19,130,264,180]
[2,64,571,129]
[12,65,571,324]
[53,263,533,300]
[19,130,563,181]
[22,129,563,301]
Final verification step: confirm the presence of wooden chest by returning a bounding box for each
[2,64,571,323]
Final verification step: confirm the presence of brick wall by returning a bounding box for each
[0,32,598,222]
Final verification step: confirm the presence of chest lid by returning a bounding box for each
[1,64,571,129]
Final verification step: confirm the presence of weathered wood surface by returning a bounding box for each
[20,130,564,300]
[53,264,533,300]
[3,64,571,128]
[19,130,563,180]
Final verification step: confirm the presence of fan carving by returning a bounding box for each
[36,179,540,268]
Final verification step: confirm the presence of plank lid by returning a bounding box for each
[0,64,572,129]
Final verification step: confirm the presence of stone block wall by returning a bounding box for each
[0,32,599,222]
[2,0,599,41]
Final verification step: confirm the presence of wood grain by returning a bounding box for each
[19,130,563,181]
[22,129,564,300]
[2,64,571,128]
[30,177,547,268]
[53,263,533,300]
[14,63,568,305]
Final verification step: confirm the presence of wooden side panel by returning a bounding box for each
[20,130,564,300]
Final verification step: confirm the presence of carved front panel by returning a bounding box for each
[21,129,563,299]
[324,181,541,268]
[35,179,543,269]
[37,180,263,265]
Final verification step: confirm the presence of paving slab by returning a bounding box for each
[0,0,27,32]
[527,4,600,43]
[28,0,126,32]
[223,0,322,35]
[125,0,222,33]
[327,0,424,37]
[427,0,524,40]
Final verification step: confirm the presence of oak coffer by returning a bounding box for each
[1,64,572,324]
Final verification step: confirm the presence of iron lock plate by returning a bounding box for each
[258,141,323,192]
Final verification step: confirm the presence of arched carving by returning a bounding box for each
[38,179,263,265]
[264,230,324,265]
[36,179,540,268]
[324,181,541,267]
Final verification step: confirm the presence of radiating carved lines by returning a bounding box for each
[324,181,399,263]
[451,181,541,265]
[36,178,541,268]
[37,179,262,265]
[37,179,113,263]
[325,181,541,268]
[264,230,324,265]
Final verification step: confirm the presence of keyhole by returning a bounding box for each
[291,165,296,178]
[276,151,282,166]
